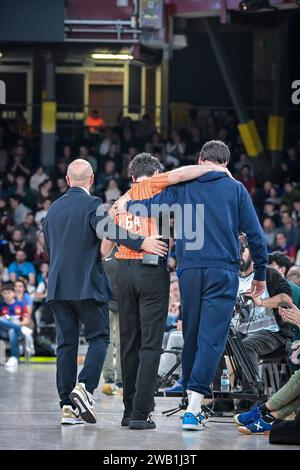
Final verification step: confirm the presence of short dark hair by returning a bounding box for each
[1,282,14,293]
[129,152,163,179]
[9,194,21,204]
[268,251,293,277]
[199,140,230,164]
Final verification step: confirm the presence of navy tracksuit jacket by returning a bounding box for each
[127,172,268,395]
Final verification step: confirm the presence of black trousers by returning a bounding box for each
[242,329,288,391]
[49,300,109,408]
[116,259,170,418]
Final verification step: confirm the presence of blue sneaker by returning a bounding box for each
[164,381,184,393]
[233,405,260,426]
[182,411,206,431]
[238,416,273,435]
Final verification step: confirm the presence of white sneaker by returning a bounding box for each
[69,383,97,424]
[21,326,33,336]
[61,405,84,425]
[5,357,19,368]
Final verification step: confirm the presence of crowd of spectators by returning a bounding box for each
[1,107,300,363]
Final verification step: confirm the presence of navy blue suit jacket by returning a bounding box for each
[43,187,144,302]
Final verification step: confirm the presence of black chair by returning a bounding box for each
[260,347,290,395]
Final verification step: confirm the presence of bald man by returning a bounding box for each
[42,159,167,426]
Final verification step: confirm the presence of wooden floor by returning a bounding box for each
[0,364,298,450]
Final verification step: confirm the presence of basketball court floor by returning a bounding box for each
[0,364,297,450]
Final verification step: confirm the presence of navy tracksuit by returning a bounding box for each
[127,172,268,395]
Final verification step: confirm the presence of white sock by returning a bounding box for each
[187,391,204,416]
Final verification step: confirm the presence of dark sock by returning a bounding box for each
[259,403,270,415]
[262,413,276,423]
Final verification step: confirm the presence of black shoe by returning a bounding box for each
[121,410,132,427]
[129,413,156,430]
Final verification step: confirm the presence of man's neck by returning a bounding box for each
[70,185,90,194]
[135,176,150,183]
[240,268,254,278]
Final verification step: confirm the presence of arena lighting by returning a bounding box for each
[239,0,272,11]
[0,52,3,58]
[91,53,133,60]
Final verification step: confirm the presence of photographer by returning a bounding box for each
[235,242,292,391]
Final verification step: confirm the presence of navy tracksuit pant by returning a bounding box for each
[179,267,239,396]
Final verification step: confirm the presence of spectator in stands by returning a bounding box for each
[268,251,300,354]
[0,282,31,368]
[145,132,165,157]
[9,194,31,225]
[14,278,33,318]
[85,109,105,134]
[263,217,277,250]
[0,254,9,283]
[3,228,32,263]
[35,198,51,226]
[55,158,68,180]
[33,231,48,263]
[104,178,121,204]
[78,145,98,173]
[30,166,49,192]
[96,159,119,192]
[14,175,34,208]
[237,164,256,195]
[281,146,300,183]
[33,262,49,305]
[136,114,155,148]
[8,249,36,286]
[292,197,300,224]
[273,231,296,261]
[54,178,68,200]
[169,278,180,303]
[282,180,300,208]
[19,212,37,246]
[234,152,254,176]
[8,145,30,178]
[233,302,300,435]
[37,179,53,206]
[165,129,185,167]
[263,200,281,226]
[236,245,292,394]
[61,144,72,163]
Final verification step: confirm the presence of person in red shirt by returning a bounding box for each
[0,282,31,368]
[237,164,256,195]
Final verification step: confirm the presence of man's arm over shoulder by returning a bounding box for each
[89,196,144,252]
[126,185,179,216]
[238,183,268,281]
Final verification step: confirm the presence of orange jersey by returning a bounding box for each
[85,116,105,132]
[115,172,171,259]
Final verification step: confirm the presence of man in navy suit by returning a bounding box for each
[43,159,167,425]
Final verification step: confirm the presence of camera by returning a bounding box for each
[234,293,253,323]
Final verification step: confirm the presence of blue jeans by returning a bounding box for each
[179,267,239,396]
[0,318,22,358]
